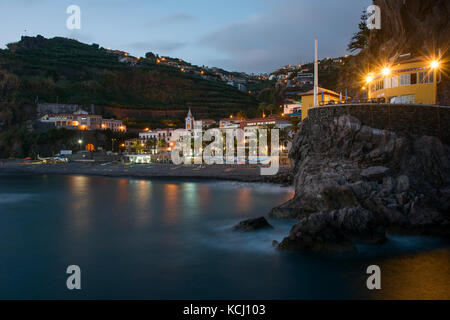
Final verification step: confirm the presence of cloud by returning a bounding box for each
[145,13,196,28]
[198,0,370,73]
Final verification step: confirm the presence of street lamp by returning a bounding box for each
[78,139,83,151]
[430,59,440,103]
[382,67,391,76]
[430,60,440,69]
[365,74,374,101]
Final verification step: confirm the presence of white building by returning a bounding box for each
[40,110,126,132]
[283,101,302,115]
[139,109,198,147]
[102,118,127,132]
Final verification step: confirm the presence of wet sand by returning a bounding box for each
[0,160,291,183]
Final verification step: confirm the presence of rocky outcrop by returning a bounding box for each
[271,115,450,252]
[278,207,386,254]
[232,217,273,232]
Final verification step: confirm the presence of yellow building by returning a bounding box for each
[366,56,440,105]
[297,88,342,120]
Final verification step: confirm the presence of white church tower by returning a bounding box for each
[185,108,194,131]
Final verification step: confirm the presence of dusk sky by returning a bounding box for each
[0,0,371,73]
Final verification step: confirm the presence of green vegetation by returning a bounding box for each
[1,35,258,116]
[0,35,264,157]
[347,11,370,53]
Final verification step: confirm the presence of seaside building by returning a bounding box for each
[294,87,342,120]
[138,109,201,155]
[219,118,243,129]
[365,55,441,105]
[239,117,291,130]
[39,110,126,132]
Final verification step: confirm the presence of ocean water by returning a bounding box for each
[0,174,448,299]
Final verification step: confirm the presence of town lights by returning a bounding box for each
[365,75,373,84]
[78,140,82,144]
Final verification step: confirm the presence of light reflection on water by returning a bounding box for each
[368,248,450,300]
[0,174,448,299]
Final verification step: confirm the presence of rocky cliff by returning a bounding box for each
[269,114,449,254]
[338,0,450,104]
[371,0,449,58]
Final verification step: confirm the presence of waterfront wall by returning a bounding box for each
[307,104,450,145]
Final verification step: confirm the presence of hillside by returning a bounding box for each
[0,35,259,120]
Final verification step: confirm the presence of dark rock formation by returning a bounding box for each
[371,0,449,59]
[278,207,387,254]
[271,115,450,253]
[232,217,273,232]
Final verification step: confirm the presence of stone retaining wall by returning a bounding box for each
[308,104,450,145]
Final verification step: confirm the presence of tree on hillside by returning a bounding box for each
[348,11,370,52]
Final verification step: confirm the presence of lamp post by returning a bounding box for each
[314,38,318,107]
[78,139,83,151]
[430,59,440,104]
[111,138,117,153]
[366,74,373,102]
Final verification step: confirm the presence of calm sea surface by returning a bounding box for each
[0,174,449,299]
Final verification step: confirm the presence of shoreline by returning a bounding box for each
[0,161,293,184]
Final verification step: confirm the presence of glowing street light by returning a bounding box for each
[382,67,391,76]
[78,139,83,144]
[366,75,374,84]
[430,60,440,69]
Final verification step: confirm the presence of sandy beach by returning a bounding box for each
[0,160,292,184]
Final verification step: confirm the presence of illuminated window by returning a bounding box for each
[419,71,433,84]
[375,80,384,91]
[391,76,398,88]
[400,74,411,86]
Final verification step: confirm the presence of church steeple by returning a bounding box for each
[185,108,194,131]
